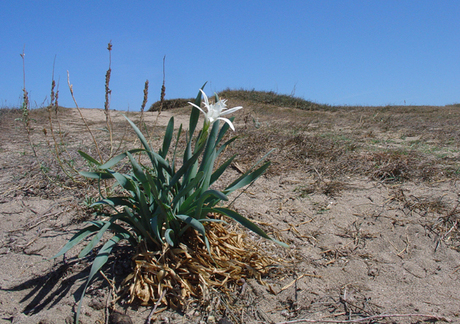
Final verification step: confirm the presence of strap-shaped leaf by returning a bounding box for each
[123,114,152,152]
[177,187,201,215]
[123,114,172,174]
[79,171,114,179]
[216,136,238,156]
[169,140,206,189]
[212,207,289,248]
[198,218,227,224]
[127,152,150,191]
[50,223,102,259]
[98,149,144,169]
[122,208,153,242]
[149,214,164,244]
[199,120,220,174]
[112,171,137,193]
[92,197,135,211]
[224,161,271,194]
[171,124,183,173]
[106,222,138,247]
[194,189,228,219]
[171,171,204,210]
[160,117,174,159]
[189,82,207,137]
[164,228,175,247]
[210,155,236,185]
[197,122,220,195]
[176,214,211,253]
[75,232,129,322]
[78,151,101,166]
[78,220,113,258]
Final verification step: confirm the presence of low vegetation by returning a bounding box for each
[2,43,459,323]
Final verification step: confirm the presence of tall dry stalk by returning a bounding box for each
[148,56,166,146]
[20,46,37,158]
[104,41,114,155]
[159,55,166,113]
[139,79,149,130]
[67,71,104,163]
[45,64,80,182]
[19,46,63,186]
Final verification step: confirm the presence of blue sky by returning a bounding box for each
[1,1,459,109]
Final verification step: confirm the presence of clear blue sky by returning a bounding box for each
[1,1,459,109]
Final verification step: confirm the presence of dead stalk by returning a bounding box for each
[20,46,36,157]
[46,62,80,182]
[105,41,114,155]
[139,80,149,128]
[148,56,166,146]
[67,71,103,163]
[274,313,451,324]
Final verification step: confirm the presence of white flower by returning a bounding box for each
[189,89,242,131]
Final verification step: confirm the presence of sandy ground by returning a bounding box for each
[0,105,459,324]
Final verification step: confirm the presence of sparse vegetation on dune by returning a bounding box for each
[148,88,331,112]
[1,47,460,324]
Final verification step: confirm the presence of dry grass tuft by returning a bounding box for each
[149,98,193,111]
[122,218,280,311]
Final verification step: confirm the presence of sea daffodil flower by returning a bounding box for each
[189,89,242,131]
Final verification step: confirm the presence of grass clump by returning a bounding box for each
[149,98,194,111]
[148,88,331,113]
[218,88,331,111]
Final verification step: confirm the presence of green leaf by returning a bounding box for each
[149,215,164,244]
[177,188,201,215]
[216,136,237,156]
[75,232,128,323]
[210,155,236,185]
[160,117,174,159]
[200,120,220,174]
[176,214,211,253]
[50,224,102,259]
[189,82,207,137]
[213,207,289,248]
[92,197,135,211]
[198,218,228,224]
[195,189,228,219]
[171,124,183,173]
[78,151,101,166]
[169,140,206,189]
[123,208,155,243]
[164,229,175,246]
[123,114,152,152]
[127,152,150,191]
[197,121,220,195]
[224,161,271,194]
[123,114,172,174]
[98,149,144,169]
[171,171,204,210]
[78,220,113,258]
[79,171,114,179]
[112,171,137,193]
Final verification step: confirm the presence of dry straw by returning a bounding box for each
[122,218,280,311]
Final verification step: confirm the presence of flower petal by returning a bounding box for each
[219,106,243,116]
[217,117,236,131]
[199,89,210,112]
[188,102,207,116]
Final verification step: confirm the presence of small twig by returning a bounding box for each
[99,270,115,324]
[146,289,166,324]
[275,313,451,324]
